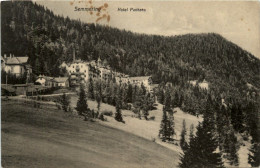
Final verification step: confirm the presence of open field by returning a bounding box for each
[70,95,251,167]
[1,100,179,168]
[70,95,203,153]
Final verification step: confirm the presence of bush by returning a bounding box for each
[99,114,106,121]
[149,116,155,120]
[102,110,113,116]
[132,108,139,114]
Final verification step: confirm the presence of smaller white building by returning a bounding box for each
[35,75,46,86]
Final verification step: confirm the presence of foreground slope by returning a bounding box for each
[1,100,178,168]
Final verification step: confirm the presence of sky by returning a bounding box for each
[36,0,260,59]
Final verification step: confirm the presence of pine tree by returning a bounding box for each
[122,84,128,107]
[76,85,89,116]
[34,57,41,75]
[228,129,239,166]
[115,100,124,123]
[164,90,175,140]
[158,87,164,104]
[180,95,224,168]
[159,106,169,142]
[179,122,224,168]
[142,93,154,120]
[230,103,244,132]
[173,91,179,108]
[180,119,188,151]
[142,97,150,120]
[217,105,239,166]
[126,83,132,103]
[189,124,194,140]
[167,113,175,141]
[179,93,184,107]
[248,141,260,167]
[95,79,102,114]
[115,86,124,123]
[133,86,144,118]
[60,93,70,112]
[88,77,95,100]
[164,89,172,113]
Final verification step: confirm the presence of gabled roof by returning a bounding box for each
[5,56,29,65]
[37,75,53,80]
[53,77,68,83]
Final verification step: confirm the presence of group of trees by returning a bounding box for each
[1,71,30,84]
[178,94,260,167]
[157,82,208,116]
[179,96,225,168]
[87,77,155,120]
[156,79,259,167]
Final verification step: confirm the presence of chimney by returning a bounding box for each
[73,48,75,62]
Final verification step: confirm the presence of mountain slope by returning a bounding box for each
[2,100,178,168]
[1,1,260,102]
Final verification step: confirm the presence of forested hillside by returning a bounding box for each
[2,2,259,89]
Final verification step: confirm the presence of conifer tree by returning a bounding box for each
[159,106,169,142]
[248,141,260,167]
[180,119,188,151]
[189,123,194,142]
[227,129,239,166]
[133,86,144,118]
[115,88,124,123]
[126,83,133,103]
[142,97,150,120]
[180,95,224,168]
[217,105,239,166]
[60,93,70,112]
[122,84,128,107]
[88,77,95,100]
[115,101,124,122]
[76,85,89,116]
[132,85,137,104]
[179,93,184,107]
[164,90,175,140]
[34,57,41,75]
[158,87,164,104]
[167,113,175,141]
[95,79,102,114]
[164,89,172,113]
[230,103,244,132]
[173,91,179,108]
[179,122,224,168]
[247,101,260,167]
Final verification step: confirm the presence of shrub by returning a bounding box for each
[149,116,155,120]
[102,110,113,116]
[99,114,105,121]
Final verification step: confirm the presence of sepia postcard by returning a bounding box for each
[1,0,260,167]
